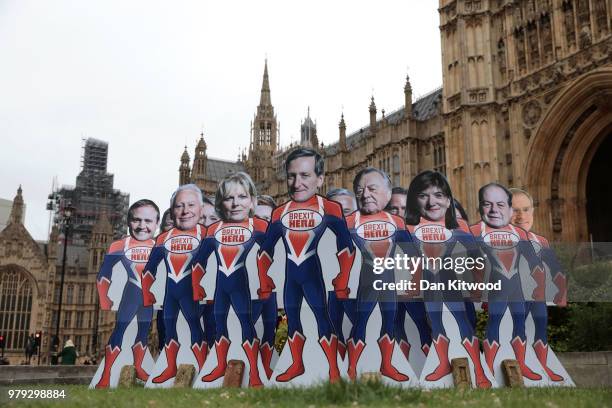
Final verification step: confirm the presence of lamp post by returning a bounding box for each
[51,203,74,365]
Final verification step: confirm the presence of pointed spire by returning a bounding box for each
[404,73,412,93]
[181,145,190,162]
[339,113,347,152]
[259,59,272,106]
[404,73,413,118]
[369,96,377,132]
[9,185,24,224]
[196,131,207,150]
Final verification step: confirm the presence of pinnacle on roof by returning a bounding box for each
[196,132,207,150]
[259,59,272,106]
[9,185,24,225]
[404,73,412,92]
[303,106,315,127]
[339,112,346,128]
[369,96,377,112]
[181,145,190,162]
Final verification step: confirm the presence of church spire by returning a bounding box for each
[9,185,24,224]
[259,59,272,107]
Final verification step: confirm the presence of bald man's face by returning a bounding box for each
[511,193,534,232]
[480,186,512,228]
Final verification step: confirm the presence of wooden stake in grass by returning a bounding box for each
[118,365,136,388]
[222,360,245,388]
[173,364,196,388]
[502,359,524,388]
[451,357,471,389]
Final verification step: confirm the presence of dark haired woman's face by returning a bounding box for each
[416,186,450,222]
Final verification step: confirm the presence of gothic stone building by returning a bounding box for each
[179,0,611,243]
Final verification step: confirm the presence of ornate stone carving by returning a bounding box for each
[522,100,542,127]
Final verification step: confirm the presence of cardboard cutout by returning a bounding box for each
[190,218,267,388]
[143,225,208,388]
[523,231,574,386]
[257,194,355,385]
[341,210,419,386]
[412,219,494,389]
[470,221,550,386]
[91,236,156,388]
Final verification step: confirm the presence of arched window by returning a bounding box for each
[0,266,33,350]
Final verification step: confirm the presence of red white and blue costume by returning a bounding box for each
[525,231,566,381]
[411,218,490,387]
[250,292,278,379]
[142,225,207,383]
[95,236,155,388]
[344,211,414,381]
[191,217,267,387]
[470,222,544,381]
[257,194,355,383]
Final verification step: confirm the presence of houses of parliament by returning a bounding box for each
[179,0,612,244]
[0,0,611,364]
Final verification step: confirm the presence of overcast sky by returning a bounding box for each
[0,1,442,241]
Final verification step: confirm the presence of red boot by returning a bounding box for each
[96,345,121,388]
[533,340,564,382]
[260,342,274,380]
[421,343,430,356]
[483,339,499,375]
[425,334,451,381]
[462,337,491,389]
[398,339,410,361]
[131,342,149,382]
[192,341,208,372]
[510,336,542,381]
[347,338,365,380]
[319,335,341,383]
[378,335,409,382]
[243,339,264,388]
[337,340,347,361]
[276,332,306,382]
[153,340,180,384]
[202,337,230,382]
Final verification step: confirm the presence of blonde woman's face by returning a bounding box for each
[221,183,254,222]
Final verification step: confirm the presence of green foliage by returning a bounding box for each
[274,316,288,353]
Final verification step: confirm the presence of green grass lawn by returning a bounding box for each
[2,382,611,408]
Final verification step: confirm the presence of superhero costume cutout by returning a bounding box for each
[191,218,267,388]
[327,224,363,363]
[257,194,356,386]
[471,222,550,386]
[143,225,208,388]
[90,236,156,389]
[393,249,431,378]
[342,210,419,386]
[522,231,574,386]
[415,219,496,389]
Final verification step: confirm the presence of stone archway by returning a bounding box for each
[524,67,612,242]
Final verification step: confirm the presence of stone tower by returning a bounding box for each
[439,0,501,218]
[246,60,279,187]
[191,132,208,189]
[300,107,319,148]
[179,146,191,185]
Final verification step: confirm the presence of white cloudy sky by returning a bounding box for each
[0,0,442,240]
